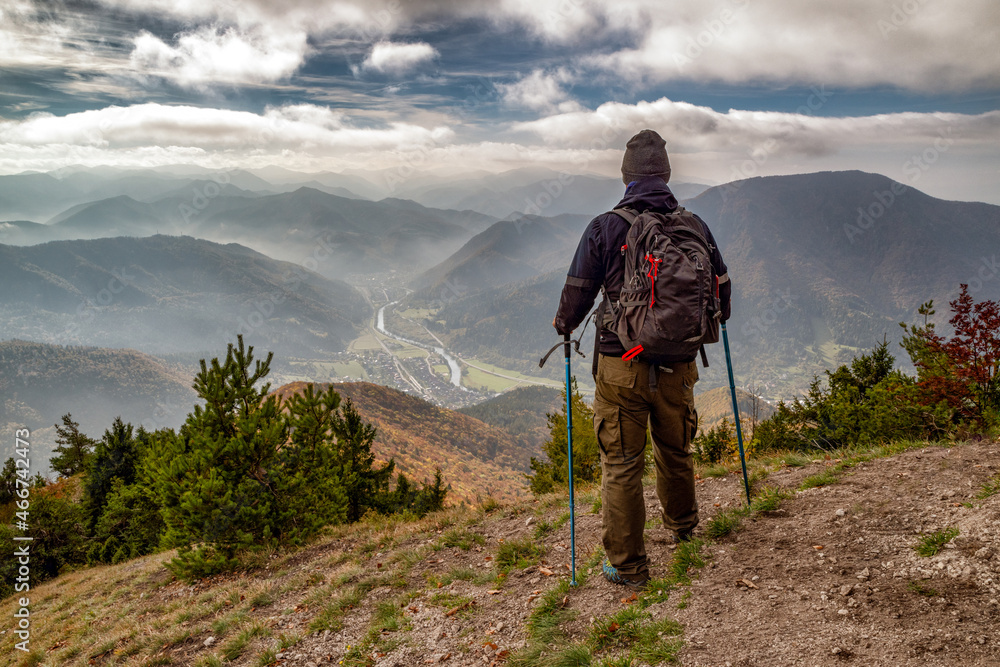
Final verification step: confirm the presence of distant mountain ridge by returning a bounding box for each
[0,235,368,359]
[457,386,563,451]
[3,184,498,278]
[412,170,1000,398]
[415,213,590,299]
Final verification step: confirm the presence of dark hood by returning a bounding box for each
[615,176,679,213]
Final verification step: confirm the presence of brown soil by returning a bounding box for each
[12,439,998,667]
[262,440,999,667]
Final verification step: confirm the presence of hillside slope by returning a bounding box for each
[0,235,368,359]
[273,381,537,504]
[694,385,776,433]
[5,439,997,666]
[0,340,198,473]
[457,386,562,451]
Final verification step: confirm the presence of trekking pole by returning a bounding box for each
[541,319,595,587]
[563,333,578,586]
[721,323,752,506]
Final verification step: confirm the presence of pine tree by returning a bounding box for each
[83,417,146,531]
[50,414,97,478]
[332,397,395,522]
[146,336,288,579]
[413,468,447,517]
[279,383,349,539]
[527,378,599,495]
[87,477,164,565]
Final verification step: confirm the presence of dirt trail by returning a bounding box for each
[269,440,999,667]
[37,439,994,667]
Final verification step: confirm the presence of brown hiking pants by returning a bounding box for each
[593,353,699,579]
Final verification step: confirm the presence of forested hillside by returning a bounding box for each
[0,235,368,359]
[457,386,562,450]
[0,340,197,471]
[273,381,537,504]
[413,171,1000,399]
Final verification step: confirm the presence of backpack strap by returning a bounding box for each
[610,207,640,225]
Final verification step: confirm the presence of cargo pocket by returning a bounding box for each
[597,355,636,389]
[593,402,624,465]
[685,403,698,454]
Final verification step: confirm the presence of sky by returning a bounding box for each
[1,0,999,202]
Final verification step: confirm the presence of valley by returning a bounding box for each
[4,166,1000,475]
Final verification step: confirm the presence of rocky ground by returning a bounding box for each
[216,439,999,667]
[9,439,998,667]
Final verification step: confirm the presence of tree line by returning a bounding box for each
[530,285,1000,484]
[0,336,447,596]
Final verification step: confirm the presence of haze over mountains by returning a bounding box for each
[2,166,999,474]
[0,339,198,469]
[0,235,368,359]
[406,170,1000,396]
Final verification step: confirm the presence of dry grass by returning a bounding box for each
[0,504,476,667]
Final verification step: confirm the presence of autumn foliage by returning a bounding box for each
[906,285,1000,426]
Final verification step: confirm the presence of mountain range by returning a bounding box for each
[3,167,998,404]
[407,170,1000,397]
[0,235,368,359]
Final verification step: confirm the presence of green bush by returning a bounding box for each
[527,378,600,495]
[0,492,87,598]
[86,477,164,565]
[693,419,731,464]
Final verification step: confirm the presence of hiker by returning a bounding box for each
[552,129,731,590]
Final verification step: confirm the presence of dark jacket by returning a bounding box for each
[553,175,732,362]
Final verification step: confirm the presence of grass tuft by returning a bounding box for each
[800,468,840,489]
[704,508,744,539]
[440,529,486,551]
[750,485,792,513]
[915,526,959,557]
[976,475,1000,500]
[907,581,938,597]
[496,537,545,569]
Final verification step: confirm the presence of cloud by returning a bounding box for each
[355,41,439,76]
[585,0,1000,91]
[0,1,73,67]
[9,0,1000,99]
[507,97,1000,202]
[129,26,308,87]
[0,103,453,153]
[513,97,1000,155]
[497,69,582,113]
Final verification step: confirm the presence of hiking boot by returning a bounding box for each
[602,559,648,591]
[672,529,694,544]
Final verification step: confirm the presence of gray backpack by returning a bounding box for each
[606,206,721,365]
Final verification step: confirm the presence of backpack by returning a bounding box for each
[604,205,721,366]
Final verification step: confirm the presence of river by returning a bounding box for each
[376,302,463,387]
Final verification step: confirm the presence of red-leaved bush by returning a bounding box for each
[913,285,1000,425]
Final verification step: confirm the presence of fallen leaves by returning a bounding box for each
[445,600,475,617]
[736,578,758,589]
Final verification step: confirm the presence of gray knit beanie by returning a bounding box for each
[621,129,671,185]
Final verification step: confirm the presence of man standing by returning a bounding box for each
[552,129,731,590]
